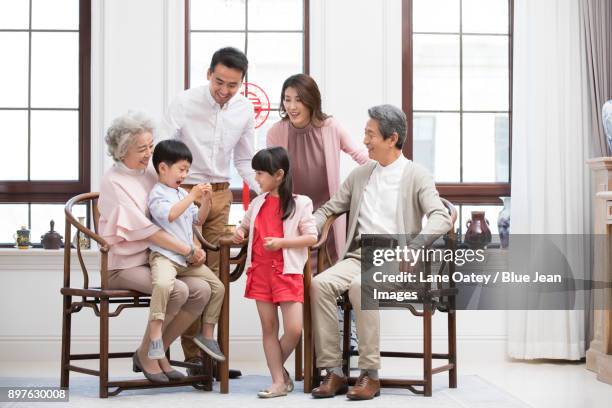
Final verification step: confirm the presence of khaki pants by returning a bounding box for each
[180,186,233,360]
[149,252,224,324]
[310,251,381,370]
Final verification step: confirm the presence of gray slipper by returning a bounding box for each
[132,352,169,383]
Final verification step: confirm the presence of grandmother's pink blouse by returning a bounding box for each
[98,163,160,270]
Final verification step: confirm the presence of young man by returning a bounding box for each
[163,46,260,373]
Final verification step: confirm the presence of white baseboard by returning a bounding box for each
[0,335,507,363]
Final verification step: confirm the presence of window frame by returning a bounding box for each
[184,0,310,203]
[0,0,91,204]
[401,0,513,204]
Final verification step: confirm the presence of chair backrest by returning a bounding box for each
[64,192,108,289]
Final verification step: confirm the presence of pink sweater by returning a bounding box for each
[98,164,160,270]
[266,117,369,258]
[240,193,317,275]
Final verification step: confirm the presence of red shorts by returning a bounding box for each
[244,261,304,304]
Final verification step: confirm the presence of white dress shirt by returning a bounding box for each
[357,154,409,236]
[163,84,259,191]
[148,183,199,266]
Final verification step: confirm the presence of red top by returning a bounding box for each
[250,194,284,272]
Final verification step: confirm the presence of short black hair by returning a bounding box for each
[152,140,193,174]
[209,47,248,78]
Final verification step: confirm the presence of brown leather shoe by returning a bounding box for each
[346,374,381,400]
[311,372,348,398]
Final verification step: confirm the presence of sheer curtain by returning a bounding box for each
[507,0,592,360]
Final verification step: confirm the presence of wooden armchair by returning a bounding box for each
[60,192,217,397]
[304,198,458,397]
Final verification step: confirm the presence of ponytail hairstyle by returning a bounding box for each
[251,147,295,220]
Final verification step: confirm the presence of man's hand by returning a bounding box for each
[231,228,245,244]
[263,237,284,251]
[187,248,206,265]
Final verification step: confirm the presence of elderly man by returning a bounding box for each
[310,104,452,400]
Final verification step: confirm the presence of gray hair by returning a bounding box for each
[367,104,407,149]
[104,111,155,161]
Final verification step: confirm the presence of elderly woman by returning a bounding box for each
[98,111,210,383]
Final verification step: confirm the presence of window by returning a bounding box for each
[402,0,512,232]
[0,0,91,246]
[186,0,309,202]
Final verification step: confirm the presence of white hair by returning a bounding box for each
[104,111,155,161]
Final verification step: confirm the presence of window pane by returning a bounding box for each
[31,203,86,245]
[0,204,29,244]
[462,113,509,182]
[31,0,79,30]
[228,203,246,226]
[190,32,245,88]
[0,33,29,107]
[248,33,302,110]
[30,110,79,180]
[190,0,245,30]
[0,110,28,180]
[462,0,508,34]
[462,35,509,111]
[413,34,460,111]
[253,109,281,151]
[0,0,29,29]
[461,204,503,236]
[412,0,459,33]
[413,112,460,182]
[248,0,302,30]
[31,32,79,108]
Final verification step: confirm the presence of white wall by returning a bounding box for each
[0,0,506,363]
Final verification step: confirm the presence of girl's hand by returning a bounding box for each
[231,228,245,244]
[263,237,284,251]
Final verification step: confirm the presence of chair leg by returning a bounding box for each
[99,299,109,398]
[423,304,432,397]
[60,295,71,389]
[448,309,457,388]
[295,336,303,381]
[342,306,351,377]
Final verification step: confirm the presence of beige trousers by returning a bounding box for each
[181,186,233,360]
[149,252,224,324]
[310,251,381,370]
[108,264,210,318]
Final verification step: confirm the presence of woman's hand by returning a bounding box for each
[263,237,284,251]
[231,228,245,244]
[187,248,206,265]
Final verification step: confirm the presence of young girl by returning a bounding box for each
[232,147,317,398]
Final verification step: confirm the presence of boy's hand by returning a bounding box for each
[231,228,245,244]
[201,183,213,200]
[188,184,207,200]
[263,237,284,251]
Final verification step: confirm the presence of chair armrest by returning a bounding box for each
[193,226,219,251]
[64,208,109,252]
[312,212,344,250]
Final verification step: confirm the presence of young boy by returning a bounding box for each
[147,139,225,362]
